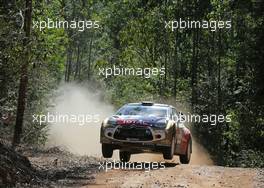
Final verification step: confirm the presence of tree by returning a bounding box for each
[12,0,32,147]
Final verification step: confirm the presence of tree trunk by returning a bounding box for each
[164,53,168,93]
[65,47,72,82]
[74,44,80,80]
[173,30,179,99]
[191,29,199,108]
[87,34,93,80]
[12,0,32,147]
[217,30,222,113]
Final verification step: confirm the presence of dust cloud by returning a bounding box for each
[46,83,114,157]
[189,138,214,165]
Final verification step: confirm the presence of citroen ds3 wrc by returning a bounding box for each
[100,102,192,163]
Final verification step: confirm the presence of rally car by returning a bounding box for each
[100,102,192,163]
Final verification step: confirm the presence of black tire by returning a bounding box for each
[179,139,191,164]
[102,144,113,158]
[119,151,131,162]
[163,135,175,160]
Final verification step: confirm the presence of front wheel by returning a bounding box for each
[179,139,191,164]
[102,144,113,158]
[163,135,175,160]
[119,151,131,162]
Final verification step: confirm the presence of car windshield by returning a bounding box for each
[116,105,168,117]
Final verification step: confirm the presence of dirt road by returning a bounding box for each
[89,164,260,188]
[23,145,262,188]
[47,125,263,188]
[47,126,263,188]
[86,140,263,188]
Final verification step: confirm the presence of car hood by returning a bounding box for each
[108,115,168,127]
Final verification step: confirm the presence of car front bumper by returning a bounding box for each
[100,125,173,153]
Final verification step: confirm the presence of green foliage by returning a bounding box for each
[0,0,65,145]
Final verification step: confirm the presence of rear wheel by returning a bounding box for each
[102,144,113,158]
[119,151,131,162]
[163,135,175,160]
[179,139,191,164]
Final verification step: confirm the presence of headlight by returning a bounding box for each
[154,122,166,128]
[153,119,168,128]
[102,118,117,127]
[107,119,117,126]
